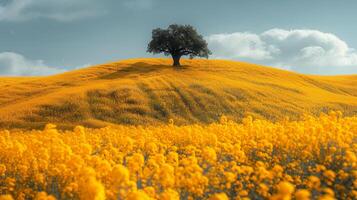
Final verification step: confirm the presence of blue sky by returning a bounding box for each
[1,0,357,75]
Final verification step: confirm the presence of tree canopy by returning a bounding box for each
[147,24,211,66]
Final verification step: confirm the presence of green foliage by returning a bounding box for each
[147,24,211,66]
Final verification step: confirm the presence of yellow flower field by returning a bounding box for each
[0,111,356,200]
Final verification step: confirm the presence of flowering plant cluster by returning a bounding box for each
[0,111,356,200]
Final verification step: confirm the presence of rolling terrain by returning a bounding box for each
[0,58,356,129]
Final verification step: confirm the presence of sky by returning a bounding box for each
[1,0,357,75]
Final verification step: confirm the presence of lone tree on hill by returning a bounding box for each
[147,24,211,67]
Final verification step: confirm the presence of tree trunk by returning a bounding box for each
[172,55,181,67]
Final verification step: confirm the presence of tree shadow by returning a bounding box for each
[99,62,168,79]
[100,61,190,79]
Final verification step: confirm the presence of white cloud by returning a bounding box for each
[0,0,102,22]
[206,29,357,74]
[206,33,275,60]
[0,52,65,76]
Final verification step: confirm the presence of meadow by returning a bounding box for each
[0,59,356,129]
[0,112,356,200]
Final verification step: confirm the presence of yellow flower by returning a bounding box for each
[295,189,310,200]
[34,192,56,200]
[166,152,179,166]
[143,186,156,198]
[0,195,13,200]
[159,164,175,188]
[146,142,159,155]
[209,193,229,200]
[0,164,6,176]
[318,195,335,200]
[323,170,336,182]
[44,123,57,130]
[306,176,320,189]
[271,182,295,200]
[111,164,130,184]
[74,126,85,134]
[277,182,295,195]
[168,119,174,125]
[202,147,217,163]
[78,176,105,200]
[34,173,45,185]
[0,113,355,199]
[322,188,334,198]
[127,153,145,172]
[43,123,58,134]
[160,189,179,200]
[127,190,153,200]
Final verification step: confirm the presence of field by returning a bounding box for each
[0,112,356,200]
[0,59,356,200]
[0,58,356,129]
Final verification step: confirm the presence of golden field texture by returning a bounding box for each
[0,58,356,129]
[0,112,356,200]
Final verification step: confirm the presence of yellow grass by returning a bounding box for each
[0,58,356,129]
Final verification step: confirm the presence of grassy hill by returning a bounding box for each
[0,58,356,129]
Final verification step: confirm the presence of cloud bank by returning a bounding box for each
[207,29,357,74]
[0,52,65,76]
[0,0,102,21]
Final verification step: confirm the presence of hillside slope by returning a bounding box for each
[0,58,356,129]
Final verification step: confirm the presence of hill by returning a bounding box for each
[0,58,356,129]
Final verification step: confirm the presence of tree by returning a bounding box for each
[147,24,211,67]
